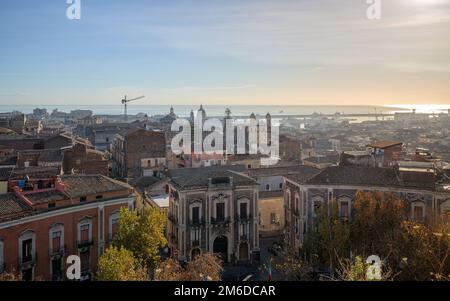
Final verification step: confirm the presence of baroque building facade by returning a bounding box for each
[167,166,260,264]
[283,166,450,252]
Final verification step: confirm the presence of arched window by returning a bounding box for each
[285,189,291,211]
[338,196,351,218]
[189,201,202,225]
[49,224,64,254]
[19,230,36,264]
[109,211,120,241]
[294,192,300,215]
[78,218,93,245]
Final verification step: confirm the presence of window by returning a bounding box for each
[109,212,120,240]
[48,202,56,209]
[80,224,89,243]
[51,258,62,281]
[216,203,225,222]
[52,231,62,251]
[80,250,90,273]
[340,201,349,218]
[80,196,87,203]
[19,231,35,265]
[240,202,248,219]
[295,194,300,213]
[266,184,270,191]
[279,183,283,189]
[192,207,200,224]
[95,195,103,200]
[78,219,93,245]
[191,228,200,247]
[270,213,277,224]
[22,239,33,263]
[412,203,425,222]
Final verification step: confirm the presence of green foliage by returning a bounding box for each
[97,246,148,281]
[113,207,167,268]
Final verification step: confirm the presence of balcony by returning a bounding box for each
[237,214,252,223]
[188,217,205,227]
[19,254,37,269]
[77,239,94,248]
[49,245,66,257]
[210,217,231,226]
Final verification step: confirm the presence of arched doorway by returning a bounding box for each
[239,242,249,262]
[213,236,228,263]
[191,248,201,260]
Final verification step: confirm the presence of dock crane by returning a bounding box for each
[121,95,145,121]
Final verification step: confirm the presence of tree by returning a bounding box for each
[97,246,148,281]
[0,270,21,281]
[155,253,223,281]
[273,245,313,281]
[349,191,406,258]
[303,201,350,273]
[301,191,450,281]
[335,255,394,281]
[113,207,167,270]
[184,252,223,281]
[393,221,450,280]
[154,258,185,281]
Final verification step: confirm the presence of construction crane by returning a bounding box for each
[121,95,145,122]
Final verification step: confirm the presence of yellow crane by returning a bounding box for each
[121,95,145,121]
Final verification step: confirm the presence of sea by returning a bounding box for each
[0,104,449,120]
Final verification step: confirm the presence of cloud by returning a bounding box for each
[137,0,450,72]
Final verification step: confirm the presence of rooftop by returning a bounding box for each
[302,166,439,191]
[60,174,132,198]
[169,165,256,190]
[245,165,319,178]
[367,140,403,149]
[0,193,32,222]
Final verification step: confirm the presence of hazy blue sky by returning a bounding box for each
[0,0,449,106]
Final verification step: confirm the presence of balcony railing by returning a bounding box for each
[210,217,231,226]
[191,240,200,247]
[49,245,66,257]
[20,254,37,267]
[236,214,252,223]
[188,217,205,227]
[77,239,94,248]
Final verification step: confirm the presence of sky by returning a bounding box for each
[0,0,449,106]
